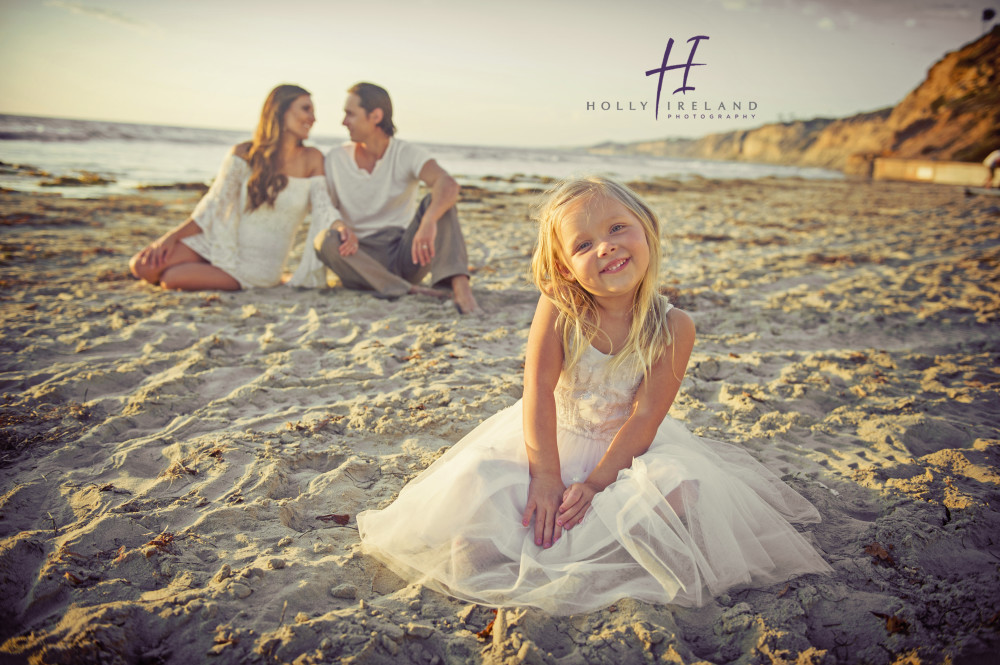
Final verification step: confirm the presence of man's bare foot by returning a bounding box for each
[409,284,451,300]
[451,275,479,314]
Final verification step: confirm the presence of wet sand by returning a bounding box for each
[1,177,998,664]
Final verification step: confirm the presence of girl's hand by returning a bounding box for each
[522,474,566,548]
[336,223,358,256]
[558,482,599,530]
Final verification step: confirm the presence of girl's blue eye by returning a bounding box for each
[611,223,625,232]
[575,241,591,252]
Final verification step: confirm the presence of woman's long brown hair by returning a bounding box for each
[246,84,310,212]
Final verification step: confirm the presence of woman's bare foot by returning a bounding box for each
[451,275,479,314]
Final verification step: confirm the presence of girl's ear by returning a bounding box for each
[556,261,575,282]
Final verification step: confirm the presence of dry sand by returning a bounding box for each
[1,177,998,664]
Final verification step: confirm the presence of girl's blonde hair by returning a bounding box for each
[531,176,673,376]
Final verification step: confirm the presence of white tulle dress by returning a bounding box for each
[358,307,833,615]
[180,150,331,288]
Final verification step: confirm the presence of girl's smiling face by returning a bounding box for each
[557,194,651,304]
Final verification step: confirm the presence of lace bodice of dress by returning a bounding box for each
[553,304,674,442]
[553,345,642,441]
[187,151,332,288]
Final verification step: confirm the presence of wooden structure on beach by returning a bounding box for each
[872,157,987,186]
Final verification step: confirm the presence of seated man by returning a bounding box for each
[314,82,478,314]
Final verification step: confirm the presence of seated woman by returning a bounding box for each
[129,84,357,290]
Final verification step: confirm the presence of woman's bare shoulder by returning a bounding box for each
[303,146,325,176]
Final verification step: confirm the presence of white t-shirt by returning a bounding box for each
[325,138,432,239]
[984,150,1000,168]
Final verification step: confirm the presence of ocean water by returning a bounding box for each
[0,114,842,198]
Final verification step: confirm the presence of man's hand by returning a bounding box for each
[522,473,566,548]
[336,223,358,256]
[411,220,437,267]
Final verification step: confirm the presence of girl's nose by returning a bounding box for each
[598,240,616,256]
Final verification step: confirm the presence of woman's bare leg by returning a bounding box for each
[160,263,240,291]
[130,241,205,284]
[130,241,239,291]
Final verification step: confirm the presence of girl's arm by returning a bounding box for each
[558,308,696,529]
[521,295,567,548]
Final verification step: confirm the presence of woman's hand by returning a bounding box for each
[335,223,358,256]
[138,233,179,271]
[558,482,600,530]
[522,473,566,548]
[411,220,437,266]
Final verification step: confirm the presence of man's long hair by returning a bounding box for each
[348,82,396,137]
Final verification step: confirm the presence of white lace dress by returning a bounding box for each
[180,150,331,288]
[358,309,833,614]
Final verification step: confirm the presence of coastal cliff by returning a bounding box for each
[591,25,1000,173]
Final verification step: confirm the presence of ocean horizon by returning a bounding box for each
[0,113,843,198]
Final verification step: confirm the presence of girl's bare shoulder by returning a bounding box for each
[666,307,695,346]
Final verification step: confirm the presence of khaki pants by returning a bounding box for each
[314,195,470,297]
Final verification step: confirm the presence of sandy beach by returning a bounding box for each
[1,176,998,664]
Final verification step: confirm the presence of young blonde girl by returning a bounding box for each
[358,177,831,614]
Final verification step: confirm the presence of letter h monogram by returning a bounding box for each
[646,36,709,119]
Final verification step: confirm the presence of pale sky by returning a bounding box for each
[0,0,995,147]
